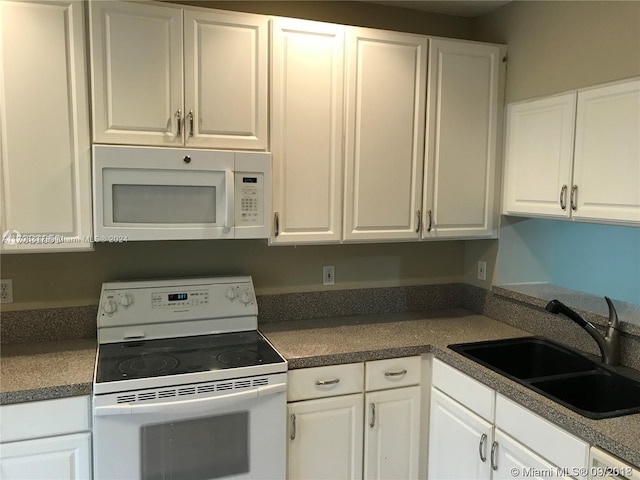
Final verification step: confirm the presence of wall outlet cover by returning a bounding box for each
[1,279,13,303]
[477,261,487,281]
[323,266,335,286]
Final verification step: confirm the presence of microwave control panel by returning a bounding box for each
[235,173,264,227]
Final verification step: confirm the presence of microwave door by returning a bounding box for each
[97,167,233,241]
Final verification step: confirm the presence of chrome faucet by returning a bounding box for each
[545,297,620,366]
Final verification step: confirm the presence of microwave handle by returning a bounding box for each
[94,382,286,417]
[225,170,234,230]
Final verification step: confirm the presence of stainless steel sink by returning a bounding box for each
[449,337,640,419]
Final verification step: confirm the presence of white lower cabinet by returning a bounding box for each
[0,396,92,480]
[287,356,422,479]
[428,359,588,480]
[288,394,364,480]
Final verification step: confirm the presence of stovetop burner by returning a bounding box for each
[118,355,180,377]
[95,331,285,384]
[217,349,263,367]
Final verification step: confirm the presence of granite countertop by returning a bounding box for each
[0,339,96,404]
[261,309,640,468]
[1,309,638,467]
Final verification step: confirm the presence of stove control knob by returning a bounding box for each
[119,293,134,307]
[226,287,236,300]
[241,292,251,305]
[103,300,118,315]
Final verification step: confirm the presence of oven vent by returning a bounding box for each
[178,386,196,396]
[138,392,157,401]
[197,384,216,394]
[158,389,177,398]
[116,394,136,404]
[217,382,233,391]
[234,380,251,389]
[252,378,269,387]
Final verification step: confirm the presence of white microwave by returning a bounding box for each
[92,145,271,241]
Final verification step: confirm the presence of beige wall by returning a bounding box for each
[171,0,474,38]
[473,1,640,103]
[1,241,465,311]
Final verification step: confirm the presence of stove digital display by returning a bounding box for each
[168,293,188,302]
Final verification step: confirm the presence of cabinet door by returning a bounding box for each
[572,79,640,224]
[365,386,421,480]
[0,433,91,480]
[424,39,502,238]
[287,394,364,480]
[0,0,92,252]
[344,28,427,242]
[270,18,345,244]
[184,9,267,150]
[90,1,183,146]
[493,429,571,480]
[428,388,493,480]
[503,93,576,218]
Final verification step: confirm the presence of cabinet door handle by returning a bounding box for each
[427,209,433,232]
[559,184,568,210]
[315,378,340,386]
[175,108,182,136]
[290,413,296,440]
[274,212,280,237]
[571,185,578,211]
[188,109,194,137]
[384,369,407,377]
[490,441,498,471]
[416,210,421,233]
[478,433,487,462]
[369,403,376,428]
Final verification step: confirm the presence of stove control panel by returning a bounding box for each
[97,276,259,334]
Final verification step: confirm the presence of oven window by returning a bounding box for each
[112,184,216,224]
[141,412,249,480]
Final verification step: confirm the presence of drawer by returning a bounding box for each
[432,358,494,421]
[288,363,364,402]
[365,356,421,391]
[0,396,91,443]
[496,394,589,474]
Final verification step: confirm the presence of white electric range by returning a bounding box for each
[92,276,287,480]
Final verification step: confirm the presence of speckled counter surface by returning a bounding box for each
[0,339,96,404]
[261,309,640,468]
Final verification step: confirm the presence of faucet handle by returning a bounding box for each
[604,296,619,328]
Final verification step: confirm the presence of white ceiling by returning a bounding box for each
[367,1,512,18]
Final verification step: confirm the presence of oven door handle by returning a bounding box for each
[94,382,286,417]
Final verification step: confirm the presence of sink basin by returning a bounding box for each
[449,337,640,419]
[530,371,640,418]
[449,337,597,379]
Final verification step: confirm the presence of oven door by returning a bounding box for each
[93,145,235,241]
[93,380,286,480]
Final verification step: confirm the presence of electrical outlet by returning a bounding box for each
[477,261,487,281]
[1,279,13,303]
[323,266,335,286]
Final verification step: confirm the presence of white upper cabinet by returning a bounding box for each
[0,0,92,253]
[90,1,183,146]
[572,79,640,224]
[344,28,427,242]
[423,39,503,238]
[90,1,268,150]
[503,93,577,218]
[184,9,267,149]
[503,78,640,225]
[270,18,345,244]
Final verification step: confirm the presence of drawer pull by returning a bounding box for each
[384,369,407,377]
[315,378,340,386]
